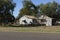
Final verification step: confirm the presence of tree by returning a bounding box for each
[39,1,60,19]
[0,0,16,24]
[18,0,38,17]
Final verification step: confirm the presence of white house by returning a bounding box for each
[18,15,38,25]
[15,15,52,26]
[39,15,52,26]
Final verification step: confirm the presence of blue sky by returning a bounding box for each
[13,0,60,17]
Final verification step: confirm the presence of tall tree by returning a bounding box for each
[18,0,38,17]
[0,0,16,24]
[39,1,60,19]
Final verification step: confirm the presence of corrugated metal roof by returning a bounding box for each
[24,15,38,19]
[39,15,52,19]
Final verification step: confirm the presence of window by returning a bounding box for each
[41,19,46,22]
[23,20,27,23]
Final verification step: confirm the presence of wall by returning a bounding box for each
[46,18,52,26]
[19,16,32,25]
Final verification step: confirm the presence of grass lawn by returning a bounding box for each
[0,26,60,32]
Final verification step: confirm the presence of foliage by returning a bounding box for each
[19,0,38,17]
[39,1,60,19]
[0,0,16,24]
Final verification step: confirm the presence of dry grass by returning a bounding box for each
[0,26,60,32]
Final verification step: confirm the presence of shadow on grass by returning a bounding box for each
[4,24,46,27]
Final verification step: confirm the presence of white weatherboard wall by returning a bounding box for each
[46,18,52,26]
[19,16,32,25]
[39,15,52,26]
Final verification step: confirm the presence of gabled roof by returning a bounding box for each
[39,15,52,19]
[24,15,37,19]
[15,15,38,21]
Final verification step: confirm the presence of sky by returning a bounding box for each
[13,0,60,17]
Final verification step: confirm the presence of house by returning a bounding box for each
[39,15,52,26]
[15,15,53,26]
[55,19,60,25]
[16,15,39,25]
